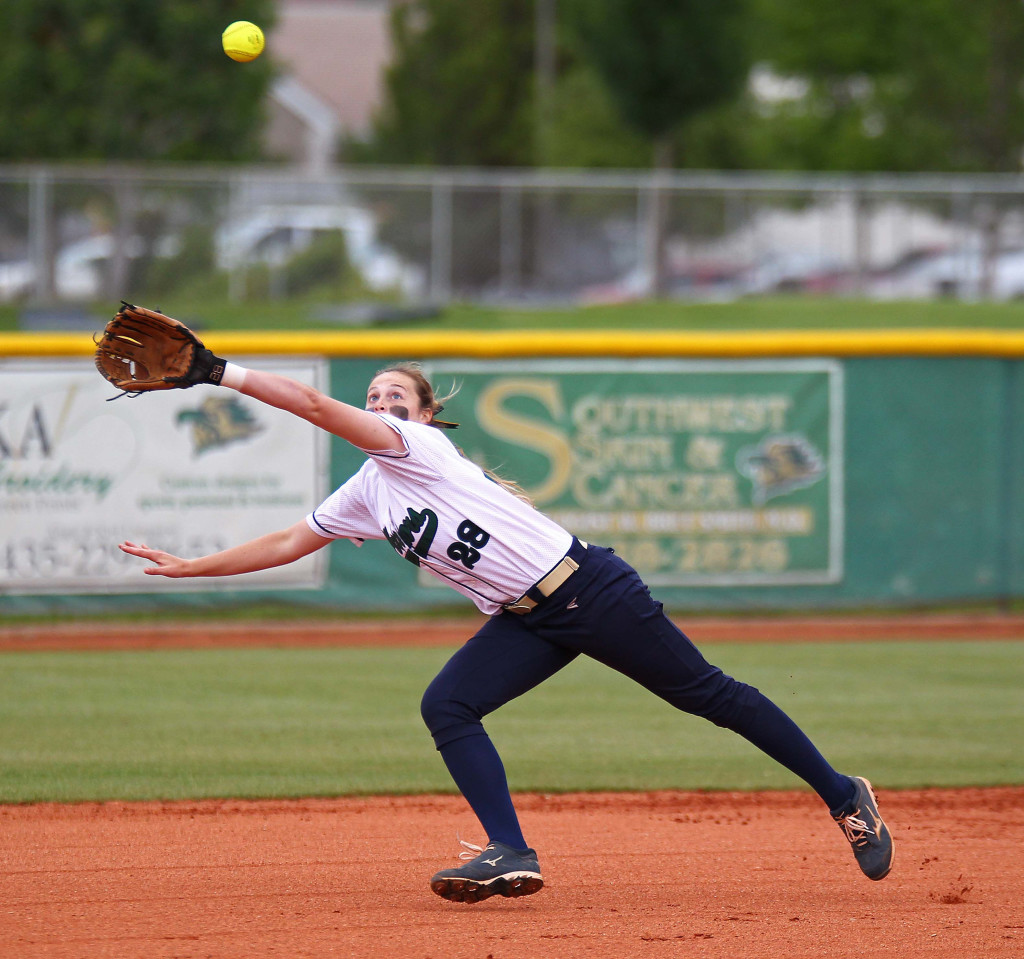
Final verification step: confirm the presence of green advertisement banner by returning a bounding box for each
[5,354,1021,617]
[423,359,844,587]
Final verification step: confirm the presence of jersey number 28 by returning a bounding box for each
[388,508,491,570]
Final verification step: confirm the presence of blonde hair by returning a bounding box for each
[376,361,533,505]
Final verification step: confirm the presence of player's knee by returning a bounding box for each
[420,682,479,739]
[666,671,761,728]
[419,685,448,734]
[697,679,762,729]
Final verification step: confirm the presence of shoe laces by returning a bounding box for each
[837,812,876,846]
[457,839,486,861]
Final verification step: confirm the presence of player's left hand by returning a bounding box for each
[119,541,191,577]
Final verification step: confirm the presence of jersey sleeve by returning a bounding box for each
[363,415,455,484]
[306,464,384,544]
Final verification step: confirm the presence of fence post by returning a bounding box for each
[500,182,522,300]
[28,170,55,303]
[951,188,973,296]
[636,181,654,299]
[227,175,245,303]
[852,188,869,297]
[430,176,453,303]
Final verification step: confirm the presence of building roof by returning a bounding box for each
[269,0,393,136]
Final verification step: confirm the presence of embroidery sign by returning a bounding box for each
[0,358,328,594]
[427,359,844,586]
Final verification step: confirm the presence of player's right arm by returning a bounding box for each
[230,368,405,453]
[118,520,328,578]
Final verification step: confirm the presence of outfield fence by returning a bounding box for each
[1,330,1021,615]
[8,165,1024,312]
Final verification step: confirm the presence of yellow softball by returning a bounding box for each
[222,21,265,63]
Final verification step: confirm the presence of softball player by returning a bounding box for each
[120,360,894,902]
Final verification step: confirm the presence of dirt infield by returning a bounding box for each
[3,611,1024,651]
[2,616,1022,958]
[2,788,1022,959]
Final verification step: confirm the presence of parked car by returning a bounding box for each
[579,259,745,303]
[0,233,179,303]
[215,204,425,297]
[0,204,425,303]
[734,251,855,296]
[871,245,1024,300]
[0,257,32,301]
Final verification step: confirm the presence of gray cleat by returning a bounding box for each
[833,776,894,880]
[430,840,544,903]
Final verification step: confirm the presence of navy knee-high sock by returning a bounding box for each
[731,694,855,812]
[437,732,528,849]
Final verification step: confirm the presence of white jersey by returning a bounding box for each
[306,413,573,614]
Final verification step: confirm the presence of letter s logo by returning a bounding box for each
[476,378,571,505]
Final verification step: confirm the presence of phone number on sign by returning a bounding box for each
[1,535,227,580]
[607,537,791,575]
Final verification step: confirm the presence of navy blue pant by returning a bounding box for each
[421,543,853,848]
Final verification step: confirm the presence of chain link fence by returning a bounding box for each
[5,165,1024,321]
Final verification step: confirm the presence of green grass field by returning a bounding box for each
[1,639,1020,803]
[5,295,1024,333]
[4,294,1022,802]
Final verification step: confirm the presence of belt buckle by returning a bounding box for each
[503,599,535,615]
[504,541,587,615]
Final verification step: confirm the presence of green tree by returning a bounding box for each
[349,0,537,166]
[543,62,650,168]
[568,0,750,165]
[751,0,1024,173]
[566,0,751,293]
[747,0,1024,295]
[0,1,275,161]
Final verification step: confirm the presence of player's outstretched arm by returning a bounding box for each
[119,520,327,578]
[227,367,405,453]
[92,304,403,454]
